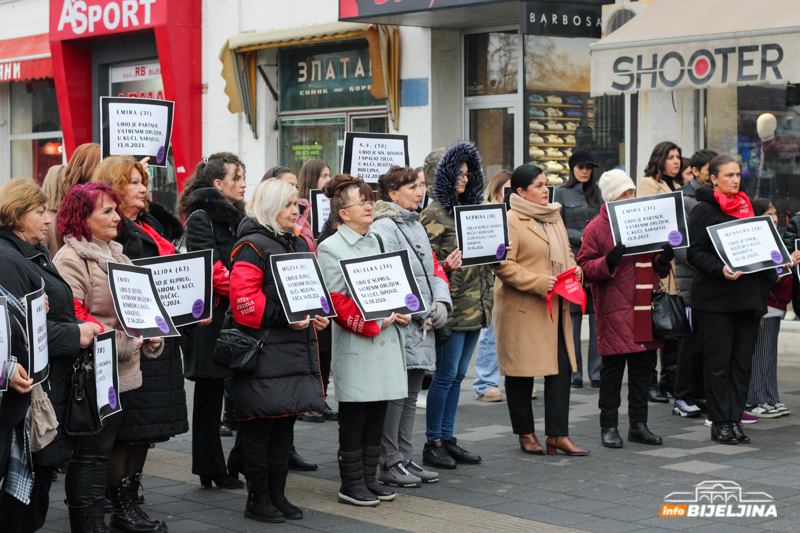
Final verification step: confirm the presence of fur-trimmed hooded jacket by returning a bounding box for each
[116,201,184,258]
[419,141,495,331]
[54,237,164,393]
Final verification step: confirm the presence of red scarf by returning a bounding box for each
[714,191,753,219]
[134,221,175,257]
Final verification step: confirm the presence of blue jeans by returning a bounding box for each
[426,330,481,443]
[473,326,501,397]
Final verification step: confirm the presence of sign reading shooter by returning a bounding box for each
[708,216,792,274]
[132,250,213,327]
[339,250,426,321]
[270,252,337,324]
[100,97,175,167]
[25,282,49,386]
[309,189,331,239]
[107,262,180,339]
[341,132,409,185]
[454,204,510,267]
[94,330,121,422]
[607,191,689,255]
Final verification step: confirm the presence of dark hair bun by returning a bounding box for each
[323,174,362,199]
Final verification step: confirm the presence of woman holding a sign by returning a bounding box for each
[318,175,410,507]
[372,166,453,486]
[55,183,166,532]
[228,178,327,522]
[494,165,589,457]
[687,156,781,444]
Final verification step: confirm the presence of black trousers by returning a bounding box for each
[192,378,227,476]
[674,315,705,402]
[65,409,122,508]
[241,416,296,485]
[320,349,332,394]
[338,401,388,452]
[599,350,656,428]
[651,339,679,393]
[695,310,760,423]
[505,320,571,436]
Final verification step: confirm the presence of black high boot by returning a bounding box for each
[222,397,238,431]
[109,476,162,533]
[362,445,395,502]
[337,449,379,507]
[131,471,165,530]
[93,496,110,533]
[244,476,284,523]
[68,504,94,532]
[268,466,303,520]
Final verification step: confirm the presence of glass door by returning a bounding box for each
[465,102,520,179]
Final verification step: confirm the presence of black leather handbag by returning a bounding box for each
[64,348,102,437]
[651,272,691,340]
[213,310,270,375]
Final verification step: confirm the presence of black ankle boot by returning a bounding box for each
[729,422,750,444]
[68,504,94,532]
[442,437,481,464]
[647,385,669,403]
[337,449,379,507]
[628,423,662,445]
[268,467,303,520]
[288,445,318,471]
[362,445,395,501]
[601,427,623,448]
[109,476,162,533]
[711,421,738,445]
[222,397,238,431]
[130,471,164,530]
[244,477,285,523]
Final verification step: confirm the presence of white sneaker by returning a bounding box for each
[529,121,545,131]
[545,107,563,117]
[529,134,544,143]
[564,135,576,144]
[545,148,564,157]
[545,120,564,131]
[747,404,782,418]
[546,134,563,144]
[565,122,578,130]
[704,419,712,427]
[529,147,545,158]
[417,389,428,409]
[546,95,562,104]
[774,402,791,416]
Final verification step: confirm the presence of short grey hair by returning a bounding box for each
[247,178,297,234]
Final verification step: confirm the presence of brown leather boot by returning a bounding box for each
[518,434,545,455]
[545,436,590,456]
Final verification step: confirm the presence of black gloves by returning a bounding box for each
[605,243,626,271]
[656,243,675,267]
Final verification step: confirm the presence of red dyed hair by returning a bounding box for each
[59,183,122,242]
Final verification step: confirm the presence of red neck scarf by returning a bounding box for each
[714,191,753,219]
[134,221,175,257]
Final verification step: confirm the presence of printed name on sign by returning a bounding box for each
[107,262,180,339]
[25,282,49,386]
[341,132,409,185]
[708,216,792,274]
[607,191,689,255]
[100,97,175,167]
[270,252,337,324]
[94,330,122,421]
[309,190,332,239]
[454,204,510,267]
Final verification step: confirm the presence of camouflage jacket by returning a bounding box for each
[419,201,494,331]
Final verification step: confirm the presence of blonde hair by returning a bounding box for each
[42,164,66,212]
[0,178,47,231]
[248,178,297,234]
[92,155,148,215]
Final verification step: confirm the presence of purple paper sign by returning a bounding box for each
[320,297,331,314]
[154,316,169,333]
[191,299,204,318]
[108,387,117,409]
[156,146,166,164]
[496,243,506,260]
[668,231,683,246]
[405,294,420,312]
[771,250,783,264]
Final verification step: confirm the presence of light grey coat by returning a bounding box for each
[318,223,408,403]
[372,201,453,372]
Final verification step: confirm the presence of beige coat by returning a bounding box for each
[637,177,678,294]
[54,237,162,393]
[493,209,578,377]
[43,209,63,259]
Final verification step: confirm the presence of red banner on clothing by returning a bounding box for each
[547,267,586,321]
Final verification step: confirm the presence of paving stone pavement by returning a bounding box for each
[40,350,800,533]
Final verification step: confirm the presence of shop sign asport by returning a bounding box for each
[51,0,167,40]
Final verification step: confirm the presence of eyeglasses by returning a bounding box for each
[456,171,472,181]
[342,200,374,210]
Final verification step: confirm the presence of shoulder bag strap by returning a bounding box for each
[373,232,386,253]
[178,210,212,250]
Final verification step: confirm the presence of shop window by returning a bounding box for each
[523,36,624,185]
[464,32,519,97]
[469,108,514,177]
[280,116,346,174]
[705,85,800,228]
[9,80,63,185]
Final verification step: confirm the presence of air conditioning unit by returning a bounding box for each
[602,1,652,38]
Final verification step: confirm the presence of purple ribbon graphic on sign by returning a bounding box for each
[192,299,204,318]
[405,294,420,312]
[155,316,169,333]
[771,250,783,264]
[320,297,330,314]
[668,231,683,246]
[108,387,117,409]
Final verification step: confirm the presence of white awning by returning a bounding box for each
[590,0,800,96]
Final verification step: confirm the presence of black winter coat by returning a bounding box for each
[181,188,244,379]
[0,231,79,468]
[230,218,324,419]
[113,203,189,443]
[673,180,704,307]
[687,187,775,316]
[783,213,800,314]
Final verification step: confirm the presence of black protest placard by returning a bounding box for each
[339,249,426,321]
[503,185,554,204]
[708,216,792,274]
[94,330,122,422]
[341,132,409,186]
[607,191,689,255]
[309,189,332,239]
[270,252,337,324]
[107,262,180,339]
[454,204,510,267]
[100,97,175,167]
[0,298,10,392]
[132,250,213,327]
[25,282,49,386]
